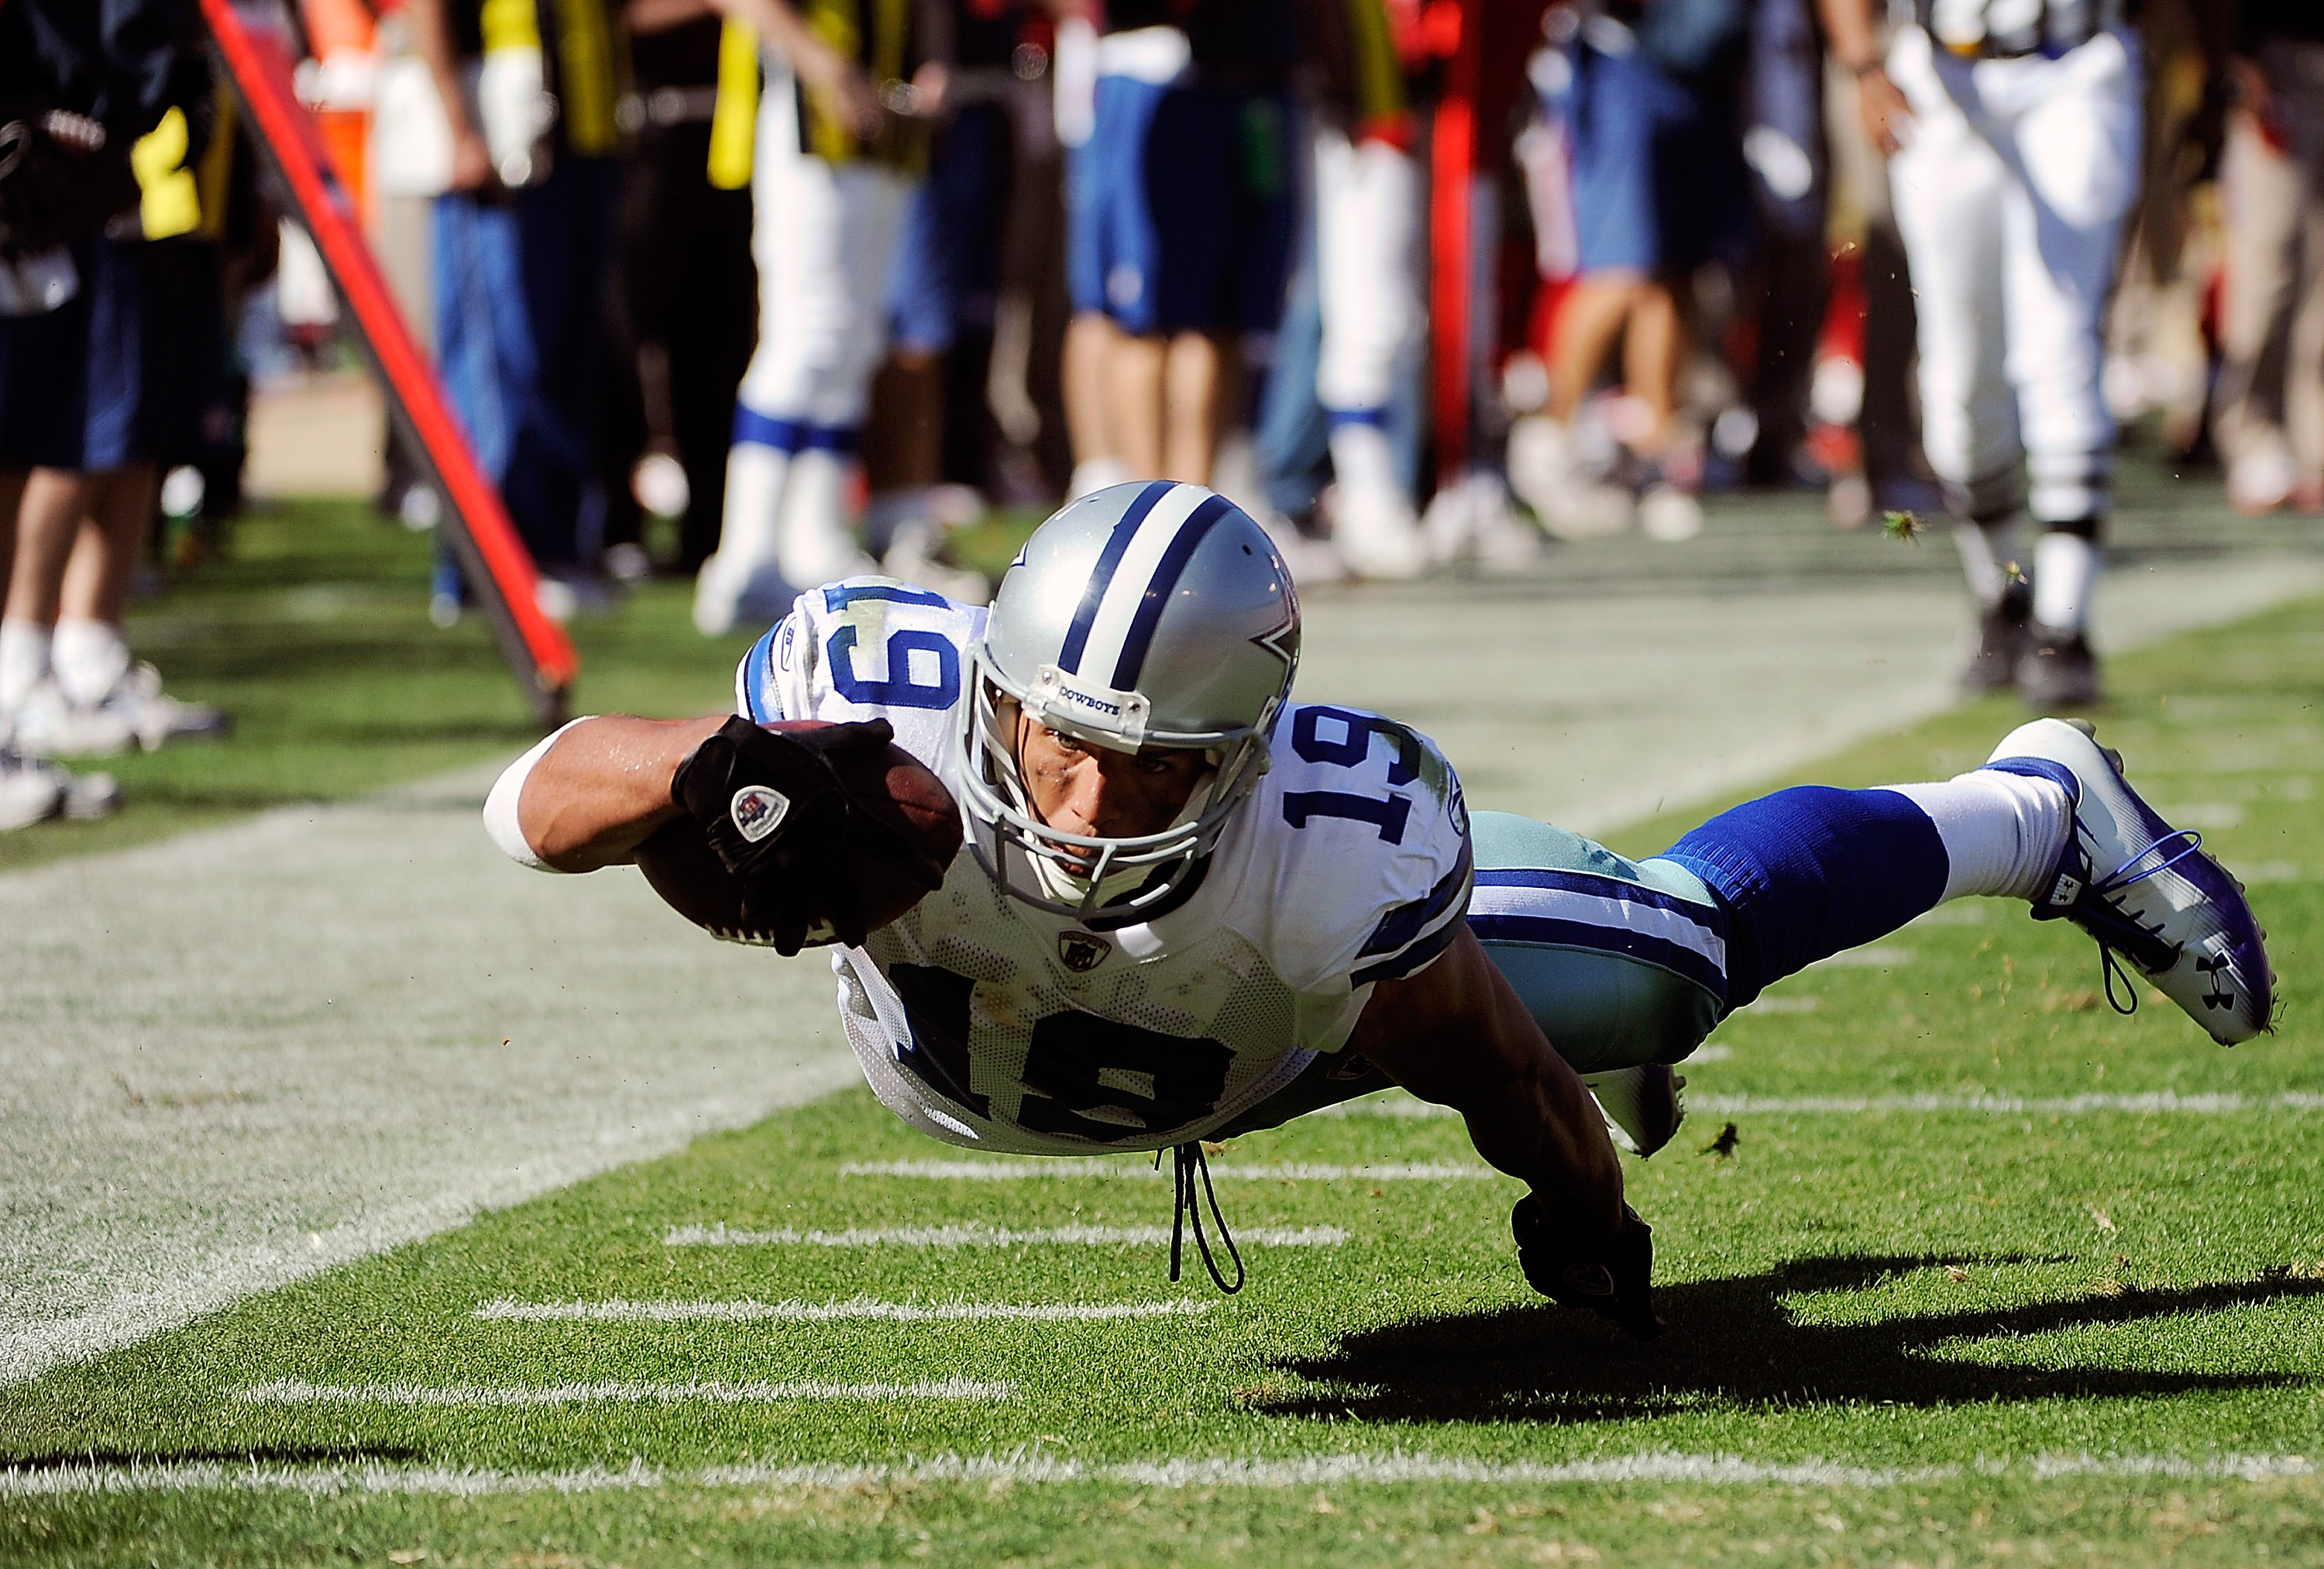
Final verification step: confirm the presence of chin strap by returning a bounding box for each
[1159,1141,1244,1294]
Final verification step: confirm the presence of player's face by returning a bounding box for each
[1011,714,1209,849]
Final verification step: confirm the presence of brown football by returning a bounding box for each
[634,719,961,946]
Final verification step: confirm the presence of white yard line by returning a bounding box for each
[1322,1089,2324,1119]
[233,1378,1009,1408]
[7,1450,2317,1498]
[839,1161,1495,1181]
[473,1297,1210,1323]
[1691,1092,2324,1116]
[664,1223,1349,1247]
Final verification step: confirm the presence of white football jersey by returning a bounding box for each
[736,578,1474,1156]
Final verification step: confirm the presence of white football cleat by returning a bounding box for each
[1984,717,2274,1044]
[1580,1064,1686,1158]
[10,677,138,757]
[1326,480,1429,580]
[0,743,64,830]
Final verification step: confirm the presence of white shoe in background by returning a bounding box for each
[1508,415,1632,539]
[1637,483,1704,542]
[11,678,138,757]
[0,744,64,830]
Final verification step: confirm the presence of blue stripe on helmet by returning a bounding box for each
[1057,480,1175,676]
[1110,493,1237,692]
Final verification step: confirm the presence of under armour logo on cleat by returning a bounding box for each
[2197,952,2236,1011]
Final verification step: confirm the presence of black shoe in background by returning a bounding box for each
[1963,584,2032,694]
[2017,627,2102,709]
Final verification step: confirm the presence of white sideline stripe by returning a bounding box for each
[9,1450,2318,1499]
[840,1161,1494,1181]
[473,1297,1210,1323]
[1692,1092,2324,1116]
[1323,1089,2324,1120]
[234,1378,1009,1408]
[664,1223,1349,1247]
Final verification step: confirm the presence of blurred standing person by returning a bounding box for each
[407,0,626,622]
[2212,0,2324,516]
[1519,0,1750,544]
[1061,0,1298,494]
[603,0,758,574]
[1820,0,2142,706]
[0,0,224,821]
[1252,0,1427,580]
[689,0,937,636]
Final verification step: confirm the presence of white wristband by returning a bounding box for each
[483,717,590,870]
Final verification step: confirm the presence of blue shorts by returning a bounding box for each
[1565,40,1748,275]
[1068,77,1294,335]
[887,100,1012,356]
[0,237,205,472]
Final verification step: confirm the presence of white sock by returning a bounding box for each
[1328,419,1404,501]
[0,618,51,718]
[1953,519,2026,608]
[715,442,791,578]
[52,618,130,708]
[2032,532,2099,632]
[1067,456,1133,502]
[775,447,865,587]
[1880,769,2074,903]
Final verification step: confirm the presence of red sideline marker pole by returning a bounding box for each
[1428,0,1480,490]
[200,0,579,726]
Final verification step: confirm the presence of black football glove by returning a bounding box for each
[1512,1196,1663,1340]
[669,717,948,954]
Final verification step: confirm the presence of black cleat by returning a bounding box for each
[2017,627,2102,708]
[1963,585,2031,694]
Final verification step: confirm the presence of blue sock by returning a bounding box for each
[1657,786,1949,1010]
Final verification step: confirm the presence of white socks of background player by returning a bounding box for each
[1882,769,2074,903]
[2032,532,2099,634]
[775,447,866,589]
[0,618,50,728]
[53,618,130,707]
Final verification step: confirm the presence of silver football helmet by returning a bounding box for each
[957,480,1301,926]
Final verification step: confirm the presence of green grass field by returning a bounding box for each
[6,509,2324,1565]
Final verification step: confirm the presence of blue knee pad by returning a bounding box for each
[1657,786,1947,1010]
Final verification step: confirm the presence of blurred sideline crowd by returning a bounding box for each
[1,0,2319,831]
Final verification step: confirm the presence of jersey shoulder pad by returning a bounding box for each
[1245,702,1474,994]
[734,579,985,766]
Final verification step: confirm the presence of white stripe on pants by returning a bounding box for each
[1886,25,2140,525]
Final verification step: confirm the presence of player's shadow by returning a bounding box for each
[1257,1254,2324,1425]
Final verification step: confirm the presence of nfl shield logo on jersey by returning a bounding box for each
[729,785,790,842]
[1057,931,1110,972]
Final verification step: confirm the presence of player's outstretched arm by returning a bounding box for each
[1346,924,1625,1249]
[501,714,728,872]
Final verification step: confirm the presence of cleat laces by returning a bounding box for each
[2056,825,2204,1018]
[1157,1141,1244,1294]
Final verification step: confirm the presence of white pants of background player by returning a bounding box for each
[697,64,915,636]
[1313,126,1425,575]
[1886,24,2141,634]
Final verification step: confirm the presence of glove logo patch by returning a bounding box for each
[729,785,792,842]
